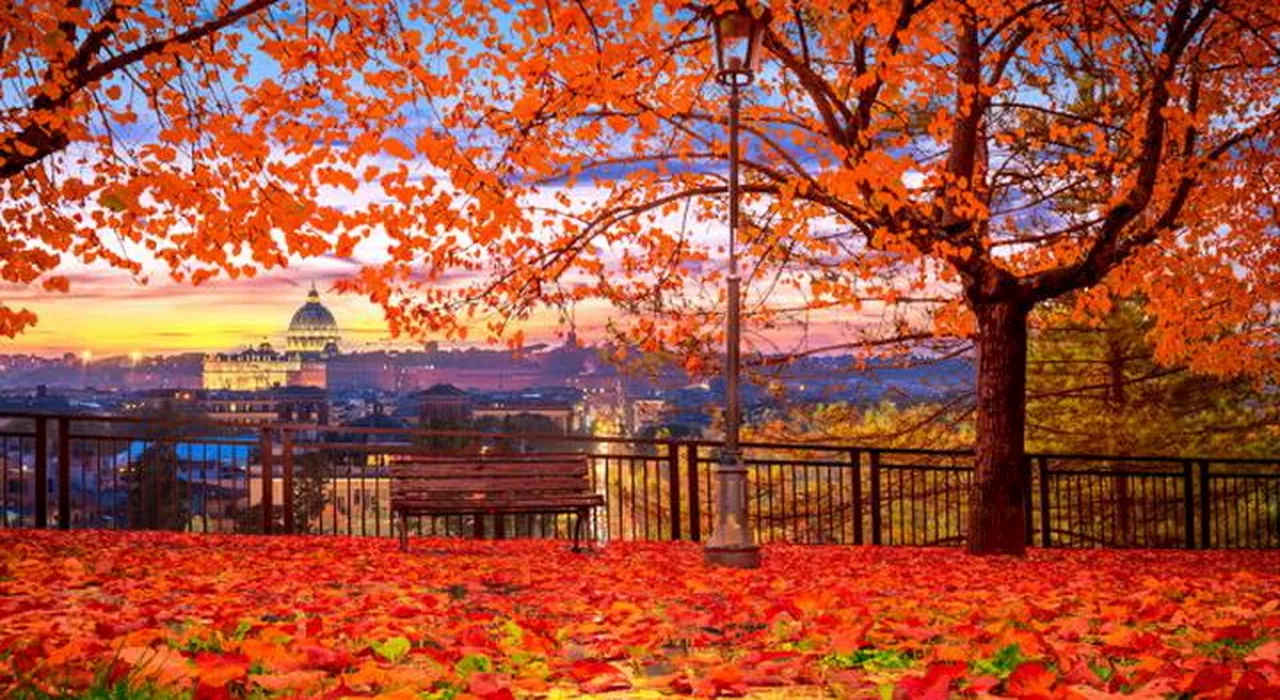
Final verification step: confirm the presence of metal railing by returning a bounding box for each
[1,411,1277,548]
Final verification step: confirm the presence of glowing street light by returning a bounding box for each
[702,2,770,570]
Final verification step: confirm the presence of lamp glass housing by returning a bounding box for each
[712,8,767,85]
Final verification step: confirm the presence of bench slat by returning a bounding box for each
[396,493,604,503]
[393,478,592,493]
[395,497,603,513]
[391,464,588,479]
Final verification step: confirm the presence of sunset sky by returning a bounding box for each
[1,175,876,359]
[0,263,594,357]
[1,260,865,359]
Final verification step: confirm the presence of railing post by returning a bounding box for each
[57,417,70,530]
[281,429,294,535]
[850,450,863,545]
[1182,461,1195,550]
[260,427,273,535]
[667,441,682,541]
[686,443,701,542]
[1022,455,1033,547]
[1037,456,1051,548]
[34,417,48,529]
[869,450,882,545]
[1198,460,1211,549]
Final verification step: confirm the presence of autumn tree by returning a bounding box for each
[0,0,419,335]
[9,0,1278,554]
[336,0,1280,554]
[1026,300,1280,458]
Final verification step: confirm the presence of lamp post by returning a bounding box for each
[704,4,769,569]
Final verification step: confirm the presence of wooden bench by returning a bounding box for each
[389,454,603,552]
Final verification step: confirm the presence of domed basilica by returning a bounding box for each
[287,284,342,355]
[202,284,342,392]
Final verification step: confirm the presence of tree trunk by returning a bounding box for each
[968,298,1030,555]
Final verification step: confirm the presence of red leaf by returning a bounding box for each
[468,672,515,700]
[968,675,1001,693]
[297,643,353,673]
[1232,670,1279,699]
[1185,663,1234,695]
[192,652,249,689]
[1007,662,1056,699]
[568,659,631,694]
[1215,625,1254,643]
[895,662,966,700]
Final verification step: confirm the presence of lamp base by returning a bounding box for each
[703,543,762,569]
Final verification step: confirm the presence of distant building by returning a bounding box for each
[414,383,472,426]
[137,387,330,426]
[202,284,339,392]
[329,404,411,445]
[327,352,396,392]
[395,363,542,392]
[202,342,320,392]
[627,398,669,434]
[472,388,585,434]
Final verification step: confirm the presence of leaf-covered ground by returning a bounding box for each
[2,531,1279,699]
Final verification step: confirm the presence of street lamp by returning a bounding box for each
[704,3,769,569]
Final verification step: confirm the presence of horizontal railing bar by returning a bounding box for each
[67,434,258,446]
[0,410,1275,466]
[1039,453,1280,465]
[214,426,1280,467]
[0,411,264,431]
[291,442,599,454]
[282,423,977,456]
[288,423,662,447]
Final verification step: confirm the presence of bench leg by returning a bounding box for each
[398,512,409,552]
[572,509,587,553]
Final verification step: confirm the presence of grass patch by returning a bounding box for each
[823,648,917,672]
[970,644,1025,678]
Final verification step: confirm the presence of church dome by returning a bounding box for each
[289,288,338,333]
[287,284,341,355]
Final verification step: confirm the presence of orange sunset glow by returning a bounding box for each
[1,264,866,357]
[3,270,381,356]
[1,269,601,356]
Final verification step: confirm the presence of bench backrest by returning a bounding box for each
[390,455,592,504]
